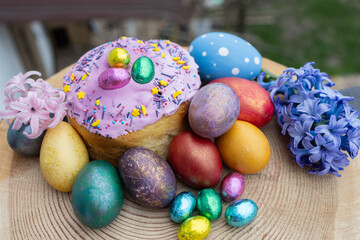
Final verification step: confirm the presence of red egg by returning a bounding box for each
[168,131,222,189]
[210,77,274,127]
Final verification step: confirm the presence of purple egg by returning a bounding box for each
[98,68,130,90]
[220,172,245,202]
[118,147,176,208]
[188,83,240,138]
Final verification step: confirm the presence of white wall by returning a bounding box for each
[0,23,25,114]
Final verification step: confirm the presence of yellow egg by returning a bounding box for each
[40,122,89,192]
[178,216,211,240]
[107,47,130,68]
[215,120,270,174]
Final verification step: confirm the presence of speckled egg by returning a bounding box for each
[188,83,240,138]
[220,172,245,202]
[40,121,89,192]
[178,216,211,240]
[225,199,258,228]
[197,188,222,221]
[170,191,197,223]
[189,32,262,83]
[7,121,45,156]
[118,147,176,208]
[72,160,124,229]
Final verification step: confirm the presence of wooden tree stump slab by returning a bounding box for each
[1,58,360,239]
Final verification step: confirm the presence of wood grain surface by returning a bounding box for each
[1,58,360,240]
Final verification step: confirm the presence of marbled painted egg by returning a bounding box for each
[197,188,222,221]
[178,216,211,240]
[118,147,176,208]
[189,32,262,83]
[170,191,197,223]
[7,121,45,156]
[225,199,258,227]
[40,121,89,192]
[188,83,240,138]
[72,160,124,229]
[220,172,245,202]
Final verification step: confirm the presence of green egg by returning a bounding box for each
[71,160,124,229]
[197,188,222,221]
[131,56,155,84]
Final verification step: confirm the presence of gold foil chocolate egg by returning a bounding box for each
[107,47,130,68]
[178,216,211,240]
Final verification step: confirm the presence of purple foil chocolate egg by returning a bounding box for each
[188,83,240,138]
[220,172,245,202]
[98,68,130,90]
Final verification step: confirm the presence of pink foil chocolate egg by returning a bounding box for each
[98,68,130,90]
[220,172,245,202]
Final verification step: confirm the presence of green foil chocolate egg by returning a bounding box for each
[71,160,124,229]
[131,56,155,84]
[197,188,222,221]
[107,47,130,68]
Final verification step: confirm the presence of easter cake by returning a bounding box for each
[64,37,201,165]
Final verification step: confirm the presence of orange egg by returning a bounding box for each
[215,120,270,174]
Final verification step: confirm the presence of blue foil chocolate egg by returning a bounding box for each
[225,199,258,227]
[7,121,45,156]
[170,191,196,223]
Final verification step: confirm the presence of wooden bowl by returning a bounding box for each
[1,58,359,239]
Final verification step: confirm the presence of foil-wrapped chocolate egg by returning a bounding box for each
[220,172,245,202]
[107,47,130,68]
[131,56,155,84]
[170,191,196,223]
[178,216,211,240]
[7,121,45,156]
[98,68,131,90]
[225,199,258,227]
[197,188,222,221]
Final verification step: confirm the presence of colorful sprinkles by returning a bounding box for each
[64,37,201,138]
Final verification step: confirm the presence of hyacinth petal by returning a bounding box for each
[9,100,29,112]
[28,115,40,138]
[316,103,331,115]
[12,118,24,131]
[0,109,19,119]
[257,72,275,91]
[266,62,358,176]
[0,71,68,139]
[23,70,41,79]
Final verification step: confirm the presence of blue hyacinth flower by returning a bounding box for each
[258,62,360,177]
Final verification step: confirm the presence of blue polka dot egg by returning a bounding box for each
[189,32,262,83]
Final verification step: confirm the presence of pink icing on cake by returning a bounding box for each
[63,37,201,138]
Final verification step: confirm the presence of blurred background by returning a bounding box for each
[0,0,359,109]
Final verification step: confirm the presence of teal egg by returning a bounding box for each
[7,121,45,156]
[131,56,155,84]
[197,188,222,221]
[170,191,196,223]
[71,160,124,228]
[225,199,258,227]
